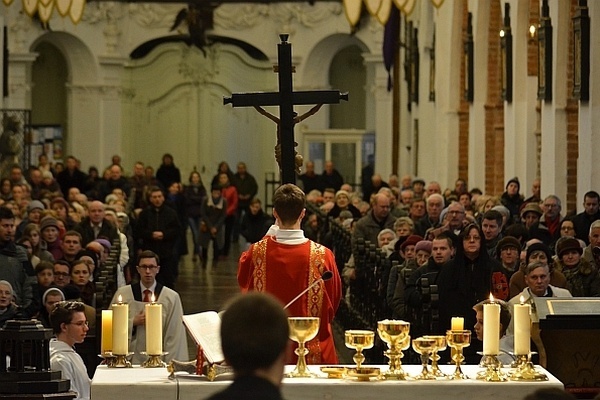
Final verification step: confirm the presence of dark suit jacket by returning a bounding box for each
[74,217,120,246]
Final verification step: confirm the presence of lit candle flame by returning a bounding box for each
[520,295,525,305]
[151,293,156,303]
[489,293,494,302]
[118,294,123,304]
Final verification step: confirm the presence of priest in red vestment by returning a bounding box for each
[238,183,342,365]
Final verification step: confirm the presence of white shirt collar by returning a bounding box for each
[274,227,308,245]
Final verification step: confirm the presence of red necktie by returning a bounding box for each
[143,290,152,302]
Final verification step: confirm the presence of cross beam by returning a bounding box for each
[223,34,348,184]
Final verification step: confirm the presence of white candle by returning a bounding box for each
[514,296,531,355]
[451,317,464,331]
[483,296,500,355]
[101,310,113,354]
[145,295,163,355]
[112,295,129,354]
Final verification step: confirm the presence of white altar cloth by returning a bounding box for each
[91,364,563,400]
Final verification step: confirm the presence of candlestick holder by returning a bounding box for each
[476,353,507,382]
[509,353,548,381]
[376,320,411,380]
[446,330,471,380]
[99,352,117,368]
[110,353,134,368]
[141,352,168,368]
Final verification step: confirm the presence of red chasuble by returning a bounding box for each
[238,236,342,364]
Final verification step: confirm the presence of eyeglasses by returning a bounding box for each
[448,210,464,215]
[68,321,89,327]
[137,265,158,271]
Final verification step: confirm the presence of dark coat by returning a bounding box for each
[136,204,181,260]
[183,184,206,218]
[74,217,120,246]
[56,168,87,197]
[156,164,181,189]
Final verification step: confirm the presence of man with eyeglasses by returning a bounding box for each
[110,250,188,365]
[530,195,563,247]
[53,261,72,288]
[49,300,91,400]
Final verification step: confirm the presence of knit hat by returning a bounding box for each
[401,234,424,251]
[339,210,353,220]
[94,238,112,251]
[415,240,433,254]
[39,216,59,232]
[27,200,45,212]
[42,170,53,179]
[335,190,350,201]
[520,202,543,218]
[506,177,520,190]
[413,177,426,186]
[491,205,510,218]
[51,197,70,212]
[496,236,521,253]
[556,237,583,258]
[525,242,552,264]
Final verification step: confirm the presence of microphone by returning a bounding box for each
[284,271,333,310]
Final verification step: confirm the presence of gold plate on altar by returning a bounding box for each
[346,367,381,381]
[320,366,347,379]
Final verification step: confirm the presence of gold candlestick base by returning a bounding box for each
[111,353,133,368]
[99,352,117,368]
[141,352,168,368]
[509,354,548,381]
[446,330,471,380]
[476,354,507,382]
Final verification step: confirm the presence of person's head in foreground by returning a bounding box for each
[220,292,289,384]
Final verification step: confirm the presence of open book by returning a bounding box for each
[182,311,224,364]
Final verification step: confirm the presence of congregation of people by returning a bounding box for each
[1,152,599,399]
[297,164,600,364]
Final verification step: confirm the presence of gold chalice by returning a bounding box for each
[412,337,438,380]
[287,317,320,378]
[423,335,447,378]
[446,330,471,380]
[344,330,375,369]
[377,319,411,380]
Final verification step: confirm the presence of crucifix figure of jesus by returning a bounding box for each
[223,34,348,184]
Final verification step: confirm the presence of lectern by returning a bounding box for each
[534,297,600,398]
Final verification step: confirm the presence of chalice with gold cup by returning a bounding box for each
[377,319,411,380]
[345,330,378,380]
[345,330,375,369]
[286,317,320,378]
[423,335,447,378]
[412,337,438,380]
[445,330,471,380]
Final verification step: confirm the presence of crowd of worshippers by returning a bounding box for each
[0,152,270,332]
[299,168,600,361]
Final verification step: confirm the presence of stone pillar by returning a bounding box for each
[468,0,490,190]
[503,0,539,191]
[540,0,570,202]
[576,1,600,212]
[5,53,37,110]
[98,56,127,167]
[433,0,462,188]
[364,54,393,177]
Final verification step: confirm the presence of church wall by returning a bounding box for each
[457,0,469,187]
[540,0,570,205]
[577,1,600,212]
[468,0,490,191]
[485,0,505,196]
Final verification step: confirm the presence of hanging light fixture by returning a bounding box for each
[3,0,84,24]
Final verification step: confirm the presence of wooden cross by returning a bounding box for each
[223,34,348,184]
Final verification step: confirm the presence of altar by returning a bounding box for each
[91,364,563,400]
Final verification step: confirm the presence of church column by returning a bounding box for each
[433,0,462,188]
[363,54,393,177]
[468,0,490,190]
[540,0,569,202]
[98,56,127,165]
[576,1,600,211]
[67,84,102,168]
[5,52,37,110]
[503,0,539,191]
